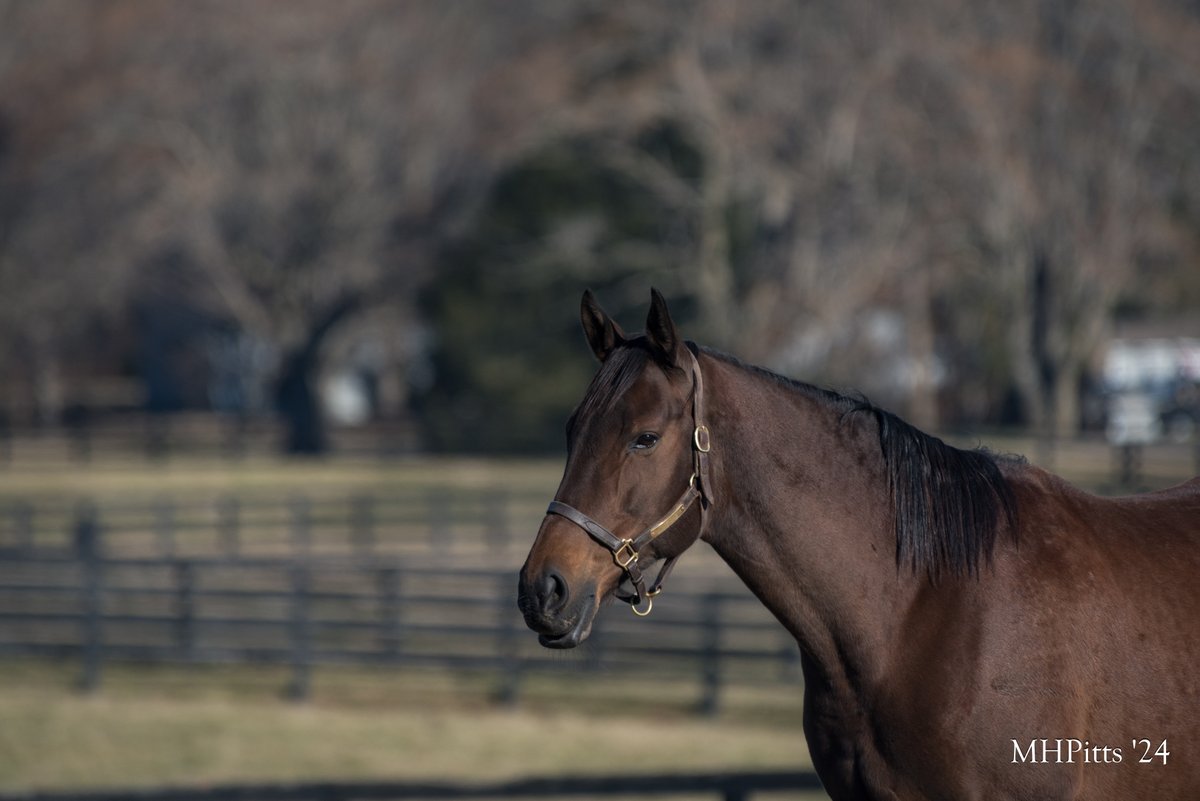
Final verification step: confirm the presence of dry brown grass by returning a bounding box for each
[0,660,814,794]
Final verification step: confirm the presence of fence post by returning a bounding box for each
[217,496,240,555]
[484,488,509,554]
[75,502,104,693]
[287,496,312,702]
[175,561,195,660]
[290,496,312,558]
[145,414,169,462]
[1114,443,1142,489]
[222,413,249,461]
[352,495,375,553]
[428,488,451,553]
[155,498,176,557]
[64,406,91,464]
[0,413,10,466]
[378,566,403,662]
[585,614,605,674]
[494,573,522,706]
[698,592,722,716]
[12,501,33,552]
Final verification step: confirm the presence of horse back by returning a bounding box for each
[965,469,1200,798]
[1009,467,1199,560]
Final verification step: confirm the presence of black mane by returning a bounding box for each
[703,347,1020,580]
[853,403,1020,580]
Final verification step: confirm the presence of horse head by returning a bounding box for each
[517,289,712,647]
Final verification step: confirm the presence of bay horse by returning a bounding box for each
[518,289,1200,800]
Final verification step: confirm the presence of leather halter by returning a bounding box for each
[546,347,714,617]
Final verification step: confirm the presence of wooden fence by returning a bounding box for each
[0,771,826,801]
[0,489,552,562]
[0,495,801,712]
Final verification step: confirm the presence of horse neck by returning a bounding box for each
[697,351,918,693]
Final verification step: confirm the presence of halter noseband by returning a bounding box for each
[545,347,714,617]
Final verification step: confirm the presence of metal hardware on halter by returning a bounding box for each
[647,483,694,539]
[544,347,713,617]
[613,540,638,569]
[631,595,653,616]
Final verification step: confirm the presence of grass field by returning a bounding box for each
[0,659,813,794]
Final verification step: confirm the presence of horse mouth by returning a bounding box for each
[537,611,593,649]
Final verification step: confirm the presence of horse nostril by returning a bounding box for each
[538,570,569,615]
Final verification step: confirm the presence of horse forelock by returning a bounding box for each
[565,342,651,446]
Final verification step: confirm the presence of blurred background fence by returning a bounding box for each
[0,488,800,715]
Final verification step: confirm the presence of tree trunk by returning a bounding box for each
[276,349,325,456]
[675,43,736,348]
[1052,361,1081,438]
[1007,245,1059,467]
[905,267,940,432]
[273,291,363,456]
[31,333,64,426]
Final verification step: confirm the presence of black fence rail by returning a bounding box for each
[0,497,801,712]
[0,771,826,801]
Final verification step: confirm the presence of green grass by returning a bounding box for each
[0,660,816,794]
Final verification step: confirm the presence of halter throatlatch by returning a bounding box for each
[545,347,714,617]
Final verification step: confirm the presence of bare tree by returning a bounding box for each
[954,0,1200,444]
[0,1,555,446]
[2,0,1199,450]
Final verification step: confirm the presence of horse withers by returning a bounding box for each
[518,289,1200,800]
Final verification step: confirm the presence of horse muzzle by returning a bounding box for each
[516,568,599,649]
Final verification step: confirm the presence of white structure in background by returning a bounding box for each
[322,370,372,426]
[1103,338,1200,445]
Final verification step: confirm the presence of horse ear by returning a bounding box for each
[580,289,625,363]
[645,287,683,367]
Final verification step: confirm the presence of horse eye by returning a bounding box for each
[632,432,660,450]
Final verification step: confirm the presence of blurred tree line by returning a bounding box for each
[1,0,1198,453]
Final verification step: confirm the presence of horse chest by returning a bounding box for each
[802,682,927,800]
[803,674,1019,801]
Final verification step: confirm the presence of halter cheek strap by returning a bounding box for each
[545,347,714,617]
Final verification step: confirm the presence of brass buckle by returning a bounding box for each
[613,540,638,569]
[693,425,711,453]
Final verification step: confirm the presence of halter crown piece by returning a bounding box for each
[546,347,714,616]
